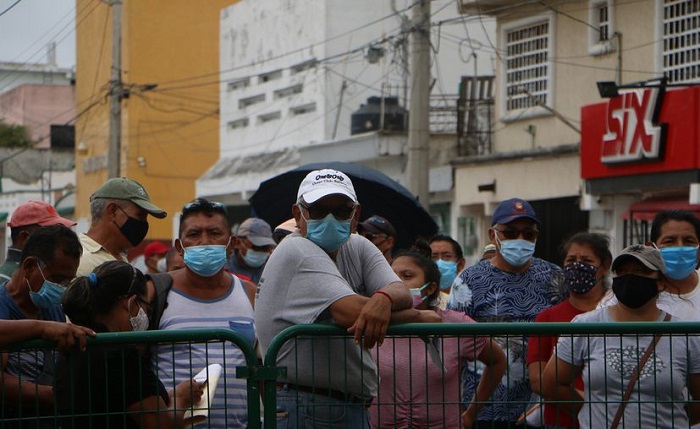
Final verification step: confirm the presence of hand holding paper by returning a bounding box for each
[182,363,223,427]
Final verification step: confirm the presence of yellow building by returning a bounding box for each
[75,0,236,240]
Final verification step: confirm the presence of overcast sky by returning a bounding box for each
[0,0,76,68]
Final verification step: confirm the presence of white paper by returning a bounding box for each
[183,363,222,427]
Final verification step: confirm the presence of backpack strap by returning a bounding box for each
[147,273,173,331]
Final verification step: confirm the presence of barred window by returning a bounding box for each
[662,0,700,83]
[504,20,551,112]
[598,4,609,41]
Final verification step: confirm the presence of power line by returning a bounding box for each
[0,0,22,18]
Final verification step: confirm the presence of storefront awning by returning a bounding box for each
[623,197,700,221]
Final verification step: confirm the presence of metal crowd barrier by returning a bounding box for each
[2,322,700,428]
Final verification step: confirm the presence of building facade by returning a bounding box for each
[454,0,698,260]
[74,0,236,240]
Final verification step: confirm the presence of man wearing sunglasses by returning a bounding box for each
[359,215,397,263]
[256,169,424,428]
[226,217,276,284]
[77,177,167,276]
[447,198,564,429]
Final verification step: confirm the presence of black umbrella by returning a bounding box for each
[248,162,438,250]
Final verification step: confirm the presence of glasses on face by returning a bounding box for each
[363,233,387,242]
[299,202,356,220]
[182,199,227,216]
[493,227,539,241]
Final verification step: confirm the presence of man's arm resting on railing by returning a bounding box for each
[462,339,507,428]
[0,320,94,351]
[332,281,412,349]
[540,356,584,417]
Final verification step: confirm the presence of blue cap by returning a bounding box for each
[491,198,539,226]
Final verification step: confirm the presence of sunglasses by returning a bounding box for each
[299,202,356,220]
[182,199,227,216]
[493,227,539,241]
[363,233,387,242]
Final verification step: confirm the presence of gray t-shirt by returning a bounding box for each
[255,233,400,398]
[555,307,700,428]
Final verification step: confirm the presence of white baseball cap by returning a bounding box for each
[297,169,357,204]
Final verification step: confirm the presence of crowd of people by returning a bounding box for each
[1,170,700,429]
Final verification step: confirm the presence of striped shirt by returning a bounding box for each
[154,275,254,429]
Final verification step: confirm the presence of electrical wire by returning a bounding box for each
[0,0,22,18]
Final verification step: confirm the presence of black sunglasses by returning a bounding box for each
[182,199,227,216]
[363,232,386,242]
[493,227,539,241]
[299,202,356,221]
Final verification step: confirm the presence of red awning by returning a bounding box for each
[624,197,700,221]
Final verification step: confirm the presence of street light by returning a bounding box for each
[594,77,699,98]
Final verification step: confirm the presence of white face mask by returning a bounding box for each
[130,305,149,331]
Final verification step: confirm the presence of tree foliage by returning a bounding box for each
[0,119,33,149]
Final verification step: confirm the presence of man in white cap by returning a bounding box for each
[226,217,276,284]
[255,169,428,428]
[0,201,76,281]
[78,177,167,276]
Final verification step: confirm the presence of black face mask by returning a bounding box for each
[612,274,659,309]
[119,215,149,246]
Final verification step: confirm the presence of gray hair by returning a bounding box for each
[90,198,124,221]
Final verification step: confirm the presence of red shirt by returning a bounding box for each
[526,300,585,428]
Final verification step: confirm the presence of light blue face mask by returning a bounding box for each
[409,283,430,308]
[436,259,458,290]
[28,264,65,309]
[303,212,352,253]
[242,249,269,268]
[496,236,535,267]
[658,245,699,280]
[182,239,230,277]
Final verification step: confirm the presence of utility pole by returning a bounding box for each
[406,0,430,206]
[108,0,122,178]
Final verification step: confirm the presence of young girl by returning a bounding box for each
[371,244,506,429]
[56,260,204,429]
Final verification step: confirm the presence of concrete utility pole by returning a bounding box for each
[108,0,122,178]
[406,0,431,206]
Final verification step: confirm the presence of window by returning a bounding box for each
[588,1,614,55]
[662,0,700,83]
[502,17,552,115]
[258,111,281,124]
[228,77,250,91]
[228,118,249,129]
[289,103,316,116]
[274,84,303,99]
[290,59,318,75]
[238,94,265,109]
[258,70,283,84]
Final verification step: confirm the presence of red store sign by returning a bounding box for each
[581,86,700,179]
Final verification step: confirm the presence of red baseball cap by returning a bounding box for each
[144,241,170,259]
[8,201,77,228]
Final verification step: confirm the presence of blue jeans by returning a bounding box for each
[274,388,370,429]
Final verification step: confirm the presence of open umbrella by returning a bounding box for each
[248,162,438,250]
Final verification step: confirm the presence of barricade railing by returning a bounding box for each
[262,321,700,429]
[4,322,700,428]
[0,328,261,429]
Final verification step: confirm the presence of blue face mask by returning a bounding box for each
[183,240,230,277]
[242,249,269,268]
[303,213,352,253]
[658,246,698,280]
[436,259,458,290]
[497,236,536,267]
[28,264,65,309]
